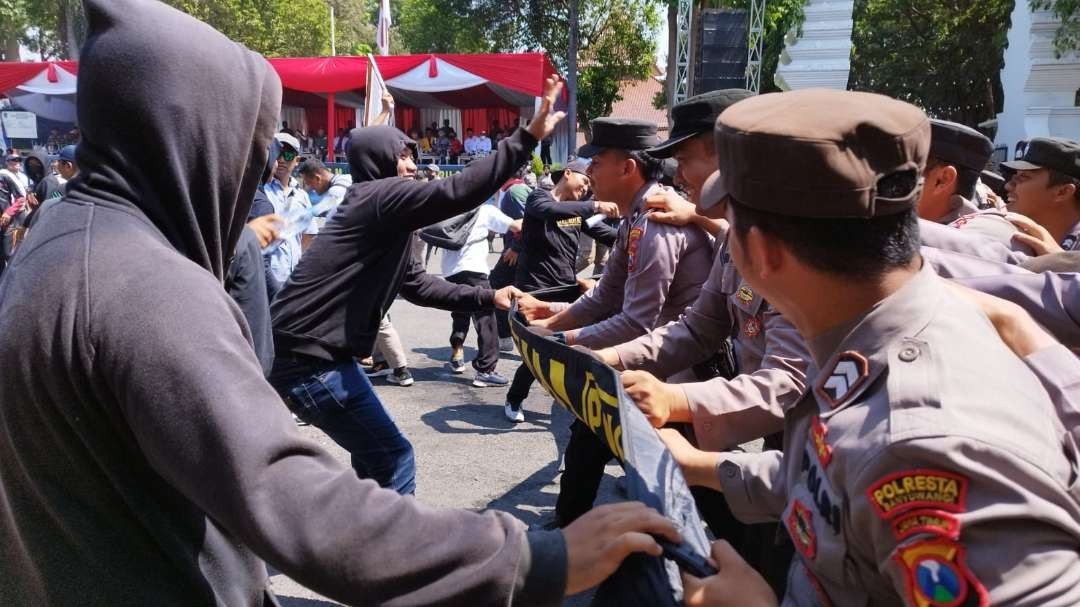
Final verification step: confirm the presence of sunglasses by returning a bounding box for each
[278,149,298,162]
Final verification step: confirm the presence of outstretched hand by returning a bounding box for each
[527,75,568,142]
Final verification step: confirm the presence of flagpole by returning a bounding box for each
[330,6,336,56]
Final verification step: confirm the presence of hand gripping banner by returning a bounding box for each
[510,301,713,605]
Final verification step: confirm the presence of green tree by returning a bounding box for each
[1032,0,1080,55]
[0,0,29,61]
[849,0,1014,127]
[462,0,662,136]
[160,0,340,57]
[394,0,492,54]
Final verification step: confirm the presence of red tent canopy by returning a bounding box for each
[0,54,563,160]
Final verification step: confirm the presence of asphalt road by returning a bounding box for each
[269,251,623,606]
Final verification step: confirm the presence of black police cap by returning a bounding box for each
[648,89,754,158]
[577,118,660,158]
[929,119,993,172]
[1002,137,1080,181]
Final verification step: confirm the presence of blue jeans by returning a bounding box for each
[269,354,416,495]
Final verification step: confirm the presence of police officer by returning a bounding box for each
[517,117,714,527]
[662,89,1080,606]
[1001,136,1080,251]
[917,119,993,224]
[591,89,811,593]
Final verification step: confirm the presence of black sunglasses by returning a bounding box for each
[279,149,298,162]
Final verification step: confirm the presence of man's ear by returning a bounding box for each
[938,165,958,192]
[1054,181,1077,203]
[746,226,786,281]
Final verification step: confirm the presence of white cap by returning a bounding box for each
[274,132,302,153]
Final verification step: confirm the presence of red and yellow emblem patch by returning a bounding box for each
[743,315,762,338]
[626,226,643,272]
[867,469,968,520]
[891,509,961,542]
[736,285,754,303]
[786,499,816,559]
[809,415,832,468]
[895,538,987,607]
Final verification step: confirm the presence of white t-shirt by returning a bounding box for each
[440,204,513,278]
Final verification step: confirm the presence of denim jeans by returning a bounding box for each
[269,353,416,495]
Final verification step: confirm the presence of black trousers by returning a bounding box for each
[506,363,536,406]
[446,271,499,373]
[488,257,516,339]
[555,419,613,524]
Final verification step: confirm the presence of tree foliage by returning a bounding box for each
[395,0,661,133]
[849,0,1014,127]
[160,0,338,57]
[1031,0,1080,55]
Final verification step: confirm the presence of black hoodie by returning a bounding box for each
[0,1,562,605]
[271,124,539,361]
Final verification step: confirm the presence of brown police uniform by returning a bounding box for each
[923,120,993,225]
[613,89,810,452]
[555,117,713,525]
[706,89,1080,606]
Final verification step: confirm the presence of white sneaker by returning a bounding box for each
[499,337,515,353]
[503,402,525,423]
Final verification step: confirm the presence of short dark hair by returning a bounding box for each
[926,158,979,199]
[298,158,328,178]
[729,199,920,280]
[1047,169,1080,204]
[614,149,661,181]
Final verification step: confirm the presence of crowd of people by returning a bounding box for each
[3,1,1080,606]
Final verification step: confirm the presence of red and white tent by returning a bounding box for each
[0,54,569,162]
[0,61,78,122]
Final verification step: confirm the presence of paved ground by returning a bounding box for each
[269,252,622,606]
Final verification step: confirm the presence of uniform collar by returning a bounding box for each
[932,194,978,224]
[629,181,660,218]
[1061,219,1080,250]
[808,262,941,416]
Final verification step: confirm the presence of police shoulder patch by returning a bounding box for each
[895,538,988,607]
[809,415,832,468]
[786,499,816,559]
[815,351,869,409]
[891,508,961,542]
[743,315,762,338]
[626,226,644,272]
[867,469,968,520]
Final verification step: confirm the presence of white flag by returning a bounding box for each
[364,54,394,127]
[376,0,392,56]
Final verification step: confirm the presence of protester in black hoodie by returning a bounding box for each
[269,101,562,494]
[0,1,679,605]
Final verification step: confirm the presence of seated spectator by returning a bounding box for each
[478,131,493,154]
[448,131,464,162]
[464,128,479,154]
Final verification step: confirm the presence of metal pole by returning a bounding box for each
[746,0,765,92]
[327,92,335,163]
[566,0,579,158]
[330,5,336,56]
[674,0,692,104]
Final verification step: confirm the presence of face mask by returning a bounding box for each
[308,190,321,204]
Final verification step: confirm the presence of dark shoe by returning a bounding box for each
[365,360,392,377]
[386,367,415,386]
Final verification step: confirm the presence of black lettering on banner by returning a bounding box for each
[510,307,625,461]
